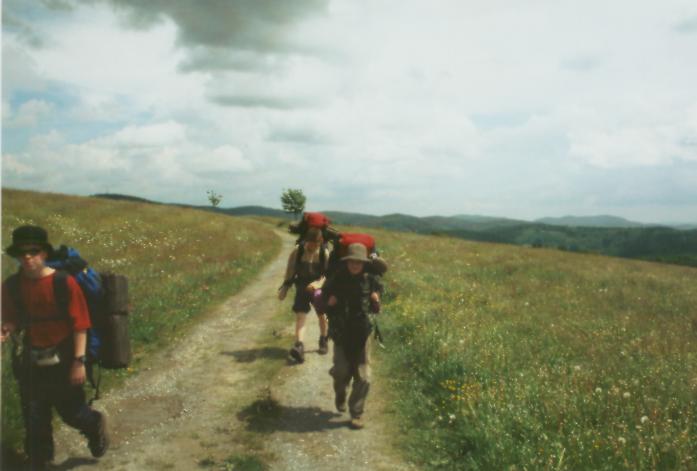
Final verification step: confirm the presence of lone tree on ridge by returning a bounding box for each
[207,190,223,208]
[281,188,306,219]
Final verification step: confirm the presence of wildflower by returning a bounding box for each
[574,365,581,371]
[640,415,649,424]
[623,392,631,399]
[618,437,626,445]
[595,387,602,394]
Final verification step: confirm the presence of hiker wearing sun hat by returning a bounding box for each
[2,225,109,468]
[322,242,386,430]
[278,227,331,363]
[4,225,55,258]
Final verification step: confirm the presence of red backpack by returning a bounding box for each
[337,233,376,256]
[304,212,331,229]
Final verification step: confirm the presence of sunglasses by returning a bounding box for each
[16,248,43,257]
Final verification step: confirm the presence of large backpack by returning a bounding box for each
[288,212,338,243]
[327,232,387,276]
[9,245,131,402]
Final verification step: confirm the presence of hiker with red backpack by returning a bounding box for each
[1,225,109,469]
[322,242,387,430]
[278,226,331,363]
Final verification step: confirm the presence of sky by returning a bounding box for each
[2,0,697,223]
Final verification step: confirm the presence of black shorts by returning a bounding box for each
[292,282,320,314]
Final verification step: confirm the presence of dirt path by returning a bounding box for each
[53,231,414,470]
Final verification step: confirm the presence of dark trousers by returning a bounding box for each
[330,339,371,419]
[18,361,101,463]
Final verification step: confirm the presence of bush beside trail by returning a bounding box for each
[375,230,697,470]
[1,189,281,460]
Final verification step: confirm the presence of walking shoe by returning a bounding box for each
[335,392,347,413]
[87,412,109,458]
[318,335,329,355]
[349,417,365,430]
[289,341,305,363]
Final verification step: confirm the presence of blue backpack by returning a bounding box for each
[46,246,106,364]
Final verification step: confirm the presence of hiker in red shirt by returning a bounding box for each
[1,225,109,469]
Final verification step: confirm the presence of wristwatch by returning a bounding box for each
[74,355,87,365]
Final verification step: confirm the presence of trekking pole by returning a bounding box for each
[372,316,385,349]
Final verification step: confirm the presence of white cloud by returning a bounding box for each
[6,99,55,127]
[3,0,697,221]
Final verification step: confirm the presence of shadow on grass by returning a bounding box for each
[237,394,345,434]
[221,347,288,363]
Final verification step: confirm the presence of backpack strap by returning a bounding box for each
[320,244,327,275]
[52,271,102,402]
[53,270,71,321]
[294,243,305,279]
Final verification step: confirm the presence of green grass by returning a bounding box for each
[373,230,697,470]
[1,189,281,460]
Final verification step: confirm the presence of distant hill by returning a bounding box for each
[535,215,650,228]
[221,206,292,219]
[90,193,697,268]
[92,193,162,204]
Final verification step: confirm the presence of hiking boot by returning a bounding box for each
[289,341,304,363]
[349,417,365,430]
[318,335,329,355]
[87,412,109,458]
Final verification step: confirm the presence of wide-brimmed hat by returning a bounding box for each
[341,243,371,262]
[304,227,323,243]
[5,225,54,257]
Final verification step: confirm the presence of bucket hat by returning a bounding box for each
[5,225,54,257]
[341,243,371,262]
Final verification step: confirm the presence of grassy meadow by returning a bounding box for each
[373,230,697,470]
[1,189,280,458]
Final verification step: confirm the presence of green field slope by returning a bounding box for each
[1,189,280,458]
[375,230,697,470]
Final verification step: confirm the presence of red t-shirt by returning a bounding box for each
[1,271,91,348]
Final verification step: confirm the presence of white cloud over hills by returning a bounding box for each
[3,0,697,223]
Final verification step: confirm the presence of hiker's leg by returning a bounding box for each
[330,343,351,409]
[53,382,100,434]
[317,313,329,337]
[20,369,55,464]
[348,339,371,419]
[292,284,312,344]
[294,312,308,343]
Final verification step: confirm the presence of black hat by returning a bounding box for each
[5,225,54,257]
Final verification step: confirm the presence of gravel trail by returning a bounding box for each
[51,231,414,470]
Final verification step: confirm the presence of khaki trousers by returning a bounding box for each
[330,339,371,419]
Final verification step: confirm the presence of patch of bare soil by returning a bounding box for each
[51,231,414,470]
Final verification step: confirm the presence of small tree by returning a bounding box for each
[207,190,223,208]
[280,188,306,219]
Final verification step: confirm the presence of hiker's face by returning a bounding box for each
[16,244,47,271]
[347,260,365,275]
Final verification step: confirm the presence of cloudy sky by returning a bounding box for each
[3,0,697,223]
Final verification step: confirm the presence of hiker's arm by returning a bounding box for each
[0,322,16,343]
[284,248,298,283]
[70,330,87,385]
[1,282,19,342]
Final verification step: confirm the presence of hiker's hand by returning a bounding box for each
[305,284,316,294]
[370,292,380,302]
[0,323,15,343]
[278,286,288,301]
[328,295,337,307]
[70,363,86,385]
